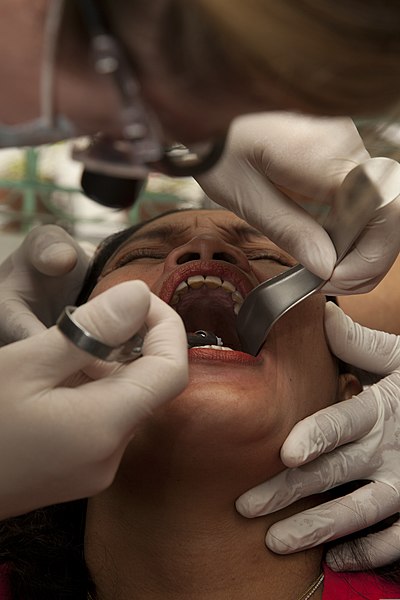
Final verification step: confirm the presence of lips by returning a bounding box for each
[188,346,263,365]
[158,260,261,359]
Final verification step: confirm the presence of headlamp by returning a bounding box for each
[0,0,227,209]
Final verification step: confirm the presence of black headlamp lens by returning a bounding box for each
[80,170,146,209]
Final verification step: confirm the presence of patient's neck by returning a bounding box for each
[85,425,324,600]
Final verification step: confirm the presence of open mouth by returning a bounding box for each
[159,261,256,354]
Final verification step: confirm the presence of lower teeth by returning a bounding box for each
[192,344,234,351]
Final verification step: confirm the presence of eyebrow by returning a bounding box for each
[127,223,190,244]
[231,224,266,240]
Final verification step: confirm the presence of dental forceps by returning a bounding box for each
[237,166,383,356]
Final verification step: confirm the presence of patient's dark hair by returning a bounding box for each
[1,211,399,599]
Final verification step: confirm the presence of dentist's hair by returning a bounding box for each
[104,0,400,117]
[197,0,400,115]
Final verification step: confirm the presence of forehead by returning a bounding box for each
[129,209,264,240]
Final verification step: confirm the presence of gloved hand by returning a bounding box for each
[0,280,188,519]
[0,224,90,345]
[198,112,400,294]
[236,302,400,571]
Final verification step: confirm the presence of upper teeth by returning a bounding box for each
[170,275,244,314]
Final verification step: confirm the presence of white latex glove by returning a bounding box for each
[0,224,90,345]
[236,302,400,571]
[198,112,400,294]
[0,280,188,519]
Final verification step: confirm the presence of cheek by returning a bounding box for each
[272,297,337,428]
[88,265,164,298]
[252,262,294,284]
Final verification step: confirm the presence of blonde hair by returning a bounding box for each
[196,0,400,116]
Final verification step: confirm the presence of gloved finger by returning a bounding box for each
[323,158,400,294]
[198,143,337,280]
[60,292,189,431]
[0,226,90,344]
[0,300,48,342]
[324,200,400,294]
[265,481,399,554]
[251,114,370,197]
[23,224,88,276]
[81,286,191,381]
[198,113,374,280]
[325,301,400,374]
[2,280,152,390]
[208,113,369,199]
[281,385,386,468]
[325,516,400,570]
[28,293,188,464]
[239,185,337,279]
[0,292,188,509]
[236,439,376,518]
[236,468,309,518]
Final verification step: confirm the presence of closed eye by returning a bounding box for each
[246,252,294,268]
[113,248,167,267]
[111,249,294,270]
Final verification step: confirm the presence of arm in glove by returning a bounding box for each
[0,280,188,519]
[236,302,400,570]
[197,112,400,294]
[0,224,90,345]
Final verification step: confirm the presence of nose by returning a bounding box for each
[164,235,251,271]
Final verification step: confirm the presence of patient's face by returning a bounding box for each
[89,210,346,487]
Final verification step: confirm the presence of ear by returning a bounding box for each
[336,373,363,401]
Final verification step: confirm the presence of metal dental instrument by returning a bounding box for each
[57,308,223,361]
[73,0,228,208]
[237,167,383,356]
[187,331,224,348]
[57,306,146,362]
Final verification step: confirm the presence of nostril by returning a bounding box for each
[213,252,237,264]
[177,252,201,265]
